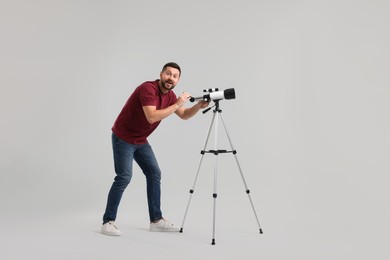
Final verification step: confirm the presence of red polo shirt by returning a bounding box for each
[112,80,178,144]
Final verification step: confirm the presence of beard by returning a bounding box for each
[160,79,176,91]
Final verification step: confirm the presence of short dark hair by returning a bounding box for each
[162,62,181,76]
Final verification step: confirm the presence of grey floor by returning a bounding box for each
[2,205,388,260]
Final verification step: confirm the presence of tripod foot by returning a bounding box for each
[211,239,215,245]
[259,229,263,234]
[180,228,183,233]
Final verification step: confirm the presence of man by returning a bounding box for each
[101,62,209,236]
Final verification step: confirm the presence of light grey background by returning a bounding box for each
[1,0,389,259]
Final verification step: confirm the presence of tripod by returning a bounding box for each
[179,100,263,245]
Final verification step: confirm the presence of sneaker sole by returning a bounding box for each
[101,230,121,236]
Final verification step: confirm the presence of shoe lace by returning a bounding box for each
[109,221,119,230]
[162,219,174,227]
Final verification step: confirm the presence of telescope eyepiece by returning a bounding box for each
[203,88,219,92]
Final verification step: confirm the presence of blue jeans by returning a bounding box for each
[103,133,162,223]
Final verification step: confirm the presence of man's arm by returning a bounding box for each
[142,92,191,124]
[175,101,209,120]
[142,104,179,124]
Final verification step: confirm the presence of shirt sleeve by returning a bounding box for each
[139,82,157,106]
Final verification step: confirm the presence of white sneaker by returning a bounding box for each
[101,221,121,236]
[150,218,180,232]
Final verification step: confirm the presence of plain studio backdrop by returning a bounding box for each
[0,0,389,259]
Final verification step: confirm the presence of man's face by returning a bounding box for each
[159,66,180,91]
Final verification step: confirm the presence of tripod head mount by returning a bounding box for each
[202,100,221,114]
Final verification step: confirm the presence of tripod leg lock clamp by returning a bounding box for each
[213,193,217,198]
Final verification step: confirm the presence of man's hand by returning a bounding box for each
[176,92,191,107]
[197,100,209,109]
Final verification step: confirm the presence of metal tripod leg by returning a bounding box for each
[219,113,263,234]
[211,106,220,245]
[180,111,216,233]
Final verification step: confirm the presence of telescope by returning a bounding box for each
[190,88,235,102]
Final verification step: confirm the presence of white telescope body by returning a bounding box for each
[190,88,235,102]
